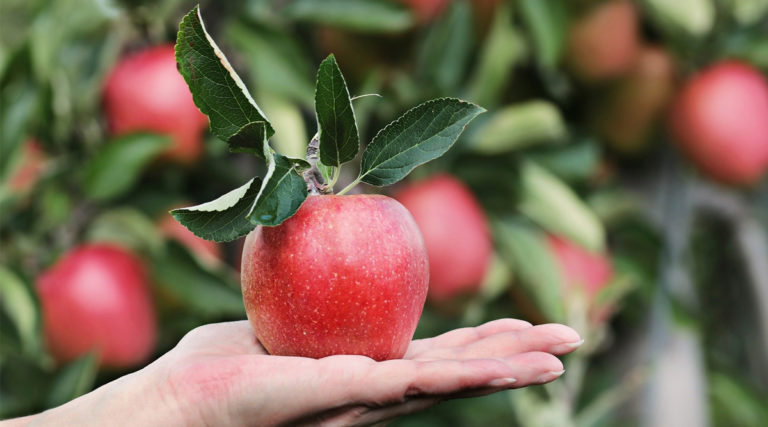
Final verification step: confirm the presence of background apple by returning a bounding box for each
[397,0,449,23]
[591,45,676,154]
[670,60,768,185]
[565,0,640,83]
[547,235,614,322]
[36,244,156,368]
[394,174,492,303]
[102,44,209,165]
[241,195,428,361]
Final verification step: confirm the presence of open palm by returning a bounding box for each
[149,319,582,426]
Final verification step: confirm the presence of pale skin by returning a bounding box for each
[5,319,582,426]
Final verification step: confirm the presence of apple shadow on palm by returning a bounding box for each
[155,318,582,426]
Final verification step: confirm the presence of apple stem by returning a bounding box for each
[337,177,361,196]
[303,134,332,195]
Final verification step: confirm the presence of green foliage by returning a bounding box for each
[358,98,485,186]
[246,152,309,227]
[315,54,360,167]
[172,178,262,242]
[284,0,413,33]
[81,134,170,201]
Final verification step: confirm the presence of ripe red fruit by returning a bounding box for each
[670,61,768,185]
[36,244,156,368]
[158,211,221,267]
[394,175,492,303]
[6,139,47,193]
[103,44,208,164]
[241,195,428,361]
[565,0,639,83]
[547,235,613,321]
[592,45,676,154]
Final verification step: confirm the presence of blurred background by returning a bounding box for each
[1,0,767,425]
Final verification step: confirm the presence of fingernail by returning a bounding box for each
[551,339,584,353]
[535,370,565,383]
[487,377,517,387]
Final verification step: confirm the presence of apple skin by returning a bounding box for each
[565,0,639,83]
[670,61,768,185]
[103,44,208,165]
[394,174,492,303]
[591,45,676,154]
[36,244,156,368]
[547,235,614,322]
[241,194,429,361]
[158,210,221,267]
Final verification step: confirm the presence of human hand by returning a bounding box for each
[12,319,581,426]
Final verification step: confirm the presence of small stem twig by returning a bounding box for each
[303,134,331,195]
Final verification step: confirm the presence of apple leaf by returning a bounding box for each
[81,133,170,201]
[468,101,567,154]
[494,219,565,323]
[152,242,244,317]
[284,0,413,33]
[517,161,605,252]
[359,98,485,186]
[176,6,273,154]
[315,54,359,167]
[171,177,262,242]
[46,353,98,408]
[0,266,40,356]
[247,148,309,227]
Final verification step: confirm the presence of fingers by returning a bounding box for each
[450,324,583,360]
[405,318,533,358]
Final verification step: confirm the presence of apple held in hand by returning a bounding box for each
[395,174,492,303]
[241,195,429,361]
[103,45,209,165]
[670,61,768,185]
[565,0,639,83]
[547,235,614,323]
[172,8,484,360]
[36,244,156,368]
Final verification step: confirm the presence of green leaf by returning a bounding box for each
[46,353,98,408]
[225,21,315,106]
[468,101,567,154]
[285,0,413,33]
[86,208,164,254]
[315,54,359,167]
[0,266,40,355]
[227,122,269,157]
[247,150,309,227]
[642,0,715,38]
[416,0,474,94]
[524,138,600,182]
[81,133,170,201]
[359,98,485,186]
[518,0,568,69]
[176,6,273,152]
[495,220,565,323]
[171,177,263,242]
[152,242,244,317]
[465,3,526,107]
[518,161,605,252]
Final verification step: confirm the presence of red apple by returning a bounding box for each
[565,0,640,83]
[103,44,209,165]
[591,45,676,154]
[670,61,768,185]
[547,235,614,322]
[394,174,492,303]
[241,195,428,361]
[158,210,222,267]
[36,244,156,368]
[6,139,47,193]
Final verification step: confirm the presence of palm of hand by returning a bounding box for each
[153,319,581,426]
